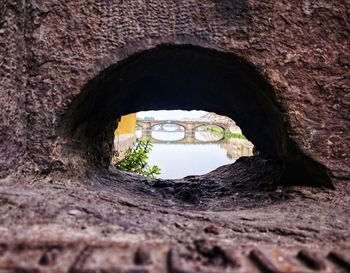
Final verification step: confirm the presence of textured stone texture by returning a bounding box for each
[0,171,349,271]
[0,1,27,177]
[0,1,350,269]
[0,0,349,181]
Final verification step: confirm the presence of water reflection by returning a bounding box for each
[135,128,253,179]
[152,131,185,142]
[194,126,224,142]
[148,143,233,179]
[136,127,225,143]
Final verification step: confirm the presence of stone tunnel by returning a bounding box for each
[0,0,349,272]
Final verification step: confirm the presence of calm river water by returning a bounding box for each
[135,129,253,179]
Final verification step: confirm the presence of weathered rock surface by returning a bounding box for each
[0,168,349,271]
[0,0,349,181]
[0,0,349,270]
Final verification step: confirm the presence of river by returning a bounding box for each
[135,129,253,179]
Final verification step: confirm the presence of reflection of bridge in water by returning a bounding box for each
[136,119,228,144]
[136,119,254,159]
[149,134,225,144]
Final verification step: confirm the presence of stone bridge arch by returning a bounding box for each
[151,123,185,132]
[136,120,227,139]
[193,123,227,132]
[193,124,226,142]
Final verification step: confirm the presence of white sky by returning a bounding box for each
[137,110,207,120]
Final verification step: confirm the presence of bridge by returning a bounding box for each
[136,119,229,144]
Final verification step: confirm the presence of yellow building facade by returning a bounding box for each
[114,113,137,162]
[115,113,136,135]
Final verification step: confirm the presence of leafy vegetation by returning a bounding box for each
[207,126,247,140]
[223,131,247,140]
[112,138,161,178]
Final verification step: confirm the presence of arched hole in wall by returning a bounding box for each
[114,110,254,179]
[63,44,333,188]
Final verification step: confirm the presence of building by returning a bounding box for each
[114,113,137,161]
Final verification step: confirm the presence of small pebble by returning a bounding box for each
[68,209,82,216]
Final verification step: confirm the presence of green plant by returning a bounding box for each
[207,126,247,140]
[113,138,161,179]
[223,131,247,140]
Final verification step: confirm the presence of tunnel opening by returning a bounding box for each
[63,44,332,189]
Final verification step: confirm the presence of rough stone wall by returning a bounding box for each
[0,1,27,178]
[0,0,349,179]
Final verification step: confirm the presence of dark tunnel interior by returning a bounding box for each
[63,44,332,188]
